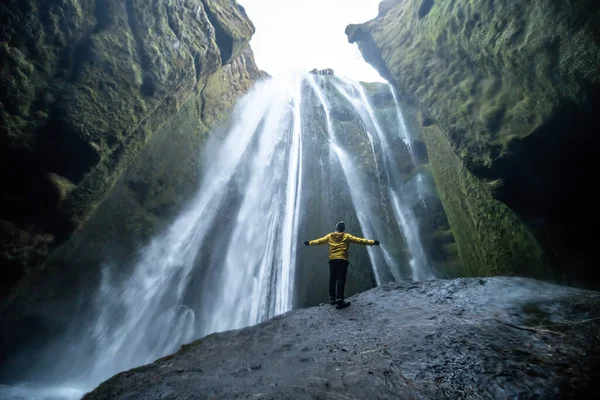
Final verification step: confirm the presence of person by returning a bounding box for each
[304,221,379,309]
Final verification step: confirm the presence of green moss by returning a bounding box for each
[479,100,506,133]
[202,0,256,64]
[458,99,475,116]
[201,48,257,127]
[46,172,76,203]
[458,76,476,97]
[421,122,547,278]
[349,0,600,174]
[0,43,37,147]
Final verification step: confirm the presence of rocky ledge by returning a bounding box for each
[84,277,600,399]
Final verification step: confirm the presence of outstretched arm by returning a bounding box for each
[347,234,378,246]
[306,234,330,246]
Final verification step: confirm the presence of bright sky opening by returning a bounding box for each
[239,0,385,82]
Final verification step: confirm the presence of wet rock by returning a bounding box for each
[330,105,354,121]
[83,277,600,399]
[309,68,334,76]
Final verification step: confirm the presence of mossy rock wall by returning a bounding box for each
[348,0,599,160]
[0,0,256,301]
[421,121,546,278]
[44,48,263,285]
[348,0,600,286]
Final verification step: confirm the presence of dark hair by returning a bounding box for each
[335,221,345,232]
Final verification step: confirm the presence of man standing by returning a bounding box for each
[304,221,379,309]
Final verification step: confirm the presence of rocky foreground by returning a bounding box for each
[84,278,600,399]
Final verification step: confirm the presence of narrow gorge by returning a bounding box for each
[0,0,599,399]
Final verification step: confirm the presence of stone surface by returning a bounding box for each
[0,0,255,301]
[347,0,600,287]
[82,277,600,399]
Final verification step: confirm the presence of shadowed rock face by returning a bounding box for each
[0,3,266,372]
[0,0,256,301]
[347,0,600,287]
[82,277,600,399]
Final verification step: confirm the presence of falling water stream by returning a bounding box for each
[331,77,433,281]
[0,71,435,400]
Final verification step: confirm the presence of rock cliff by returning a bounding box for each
[0,0,260,301]
[347,0,600,286]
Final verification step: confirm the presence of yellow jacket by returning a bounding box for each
[308,232,375,260]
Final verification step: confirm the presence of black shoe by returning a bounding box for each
[336,300,351,309]
[330,299,337,305]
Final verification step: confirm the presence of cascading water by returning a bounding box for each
[389,84,414,156]
[388,84,428,205]
[306,75,397,284]
[330,77,434,281]
[0,71,435,400]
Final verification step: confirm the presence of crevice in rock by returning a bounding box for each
[164,3,180,39]
[418,0,435,20]
[165,3,201,85]
[64,0,113,82]
[193,53,202,84]
[199,79,209,122]
[69,38,94,82]
[125,0,141,54]
[202,1,233,65]
[94,0,115,32]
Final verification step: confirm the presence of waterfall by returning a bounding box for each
[388,83,428,205]
[80,74,309,386]
[0,71,435,400]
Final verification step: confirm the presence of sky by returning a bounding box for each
[239,0,386,82]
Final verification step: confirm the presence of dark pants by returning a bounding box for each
[329,259,349,301]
